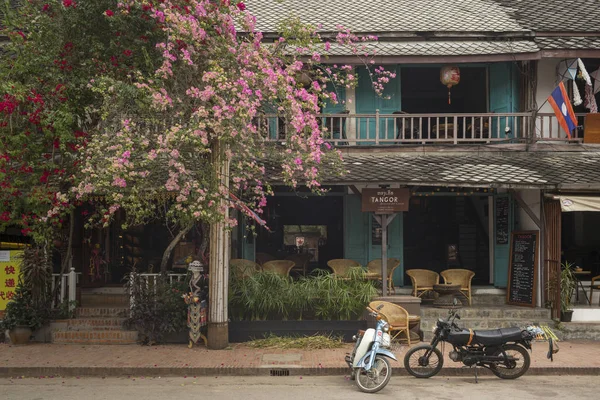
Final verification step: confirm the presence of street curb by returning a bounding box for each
[1,366,599,378]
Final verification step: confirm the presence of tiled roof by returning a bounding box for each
[246,0,527,33]
[535,36,600,50]
[496,0,600,32]
[265,152,600,189]
[324,40,538,56]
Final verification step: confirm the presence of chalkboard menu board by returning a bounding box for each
[507,231,539,307]
[496,196,509,245]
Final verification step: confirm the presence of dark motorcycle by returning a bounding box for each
[403,300,557,381]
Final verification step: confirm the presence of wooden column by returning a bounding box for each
[544,199,561,319]
[207,141,230,349]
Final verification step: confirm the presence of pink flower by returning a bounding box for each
[123,49,133,57]
[62,0,76,8]
[105,10,114,17]
[236,2,246,11]
[42,4,50,11]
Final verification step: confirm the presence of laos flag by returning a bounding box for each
[548,82,577,139]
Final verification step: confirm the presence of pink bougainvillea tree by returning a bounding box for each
[1,1,394,270]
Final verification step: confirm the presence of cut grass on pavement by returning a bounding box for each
[246,334,345,349]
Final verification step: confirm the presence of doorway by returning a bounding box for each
[404,196,491,285]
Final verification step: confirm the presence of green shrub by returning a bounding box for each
[124,274,189,345]
[229,267,377,321]
[0,284,45,331]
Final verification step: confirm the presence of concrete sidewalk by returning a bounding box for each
[1,340,600,377]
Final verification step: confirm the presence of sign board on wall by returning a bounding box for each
[0,250,23,310]
[361,188,410,214]
[507,231,538,307]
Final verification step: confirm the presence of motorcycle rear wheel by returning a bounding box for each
[354,356,392,393]
[490,344,530,379]
[403,344,444,378]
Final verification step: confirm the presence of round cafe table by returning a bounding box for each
[433,283,463,308]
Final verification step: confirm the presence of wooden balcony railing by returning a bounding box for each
[257,112,587,145]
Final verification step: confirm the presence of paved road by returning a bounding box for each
[0,375,595,400]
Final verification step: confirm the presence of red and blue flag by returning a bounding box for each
[547,82,577,139]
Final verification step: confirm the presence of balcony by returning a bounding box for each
[259,112,588,146]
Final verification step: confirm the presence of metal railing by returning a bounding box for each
[51,268,81,311]
[128,272,188,309]
[258,112,587,145]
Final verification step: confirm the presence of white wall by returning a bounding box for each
[535,58,566,139]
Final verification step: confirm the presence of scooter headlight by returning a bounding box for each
[383,323,389,332]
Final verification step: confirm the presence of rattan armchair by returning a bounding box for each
[440,268,475,306]
[406,269,440,299]
[589,275,600,306]
[365,258,401,294]
[255,252,276,266]
[368,301,413,345]
[261,260,295,277]
[327,259,361,278]
[230,259,260,279]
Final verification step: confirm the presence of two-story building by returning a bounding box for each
[233,0,600,318]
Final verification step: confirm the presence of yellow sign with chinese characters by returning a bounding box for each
[0,250,22,310]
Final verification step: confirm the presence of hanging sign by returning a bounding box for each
[362,188,410,214]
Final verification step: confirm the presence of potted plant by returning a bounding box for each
[560,261,577,322]
[0,285,44,344]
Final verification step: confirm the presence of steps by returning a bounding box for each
[51,290,138,345]
[420,304,556,340]
[559,322,600,341]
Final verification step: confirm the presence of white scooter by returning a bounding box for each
[345,304,397,393]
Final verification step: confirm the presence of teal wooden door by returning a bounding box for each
[356,66,401,144]
[344,194,369,267]
[489,62,519,139]
[493,194,513,288]
[368,213,404,287]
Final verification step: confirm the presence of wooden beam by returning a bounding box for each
[349,185,362,197]
[509,189,542,229]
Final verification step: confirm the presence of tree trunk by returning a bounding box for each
[208,141,230,349]
[160,224,193,273]
[197,222,210,262]
[52,210,75,302]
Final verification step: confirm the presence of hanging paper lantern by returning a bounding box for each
[440,66,461,104]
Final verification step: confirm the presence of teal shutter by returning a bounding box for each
[239,217,256,262]
[356,66,401,144]
[344,194,369,267]
[493,194,513,288]
[489,62,520,139]
[368,213,404,286]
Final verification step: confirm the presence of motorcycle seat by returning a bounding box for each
[474,327,523,346]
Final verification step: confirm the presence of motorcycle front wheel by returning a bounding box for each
[354,356,392,393]
[490,344,531,379]
[403,344,444,378]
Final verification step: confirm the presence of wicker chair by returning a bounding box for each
[406,269,440,299]
[589,275,600,306]
[365,258,401,294]
[230,259,260,279]
[368,301,413,345]
[327,259,361,278]
[255,252,276,266]
[286,253,312,275]
[261,260,295,277]
[440,269,475,306]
